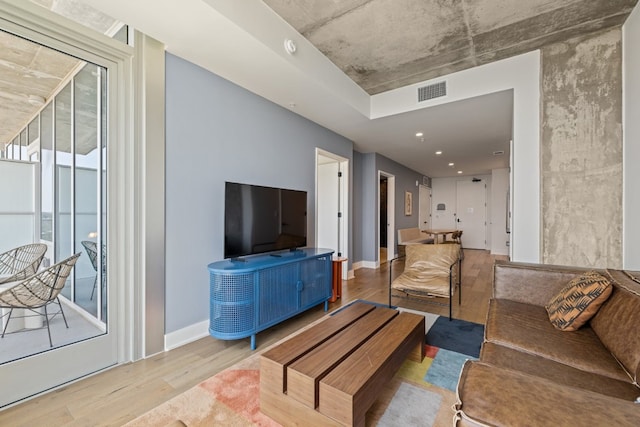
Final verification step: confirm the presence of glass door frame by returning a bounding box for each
[0,0,136,408]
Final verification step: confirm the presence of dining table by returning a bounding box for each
[422,228,458,244]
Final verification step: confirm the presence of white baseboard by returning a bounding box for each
[358,260,378,269]
[347,268,355,279]
[164,319,209,351]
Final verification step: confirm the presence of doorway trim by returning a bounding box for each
[378,170,395,265]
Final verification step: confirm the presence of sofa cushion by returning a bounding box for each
[545,270,612,331]
[590,270,640,384]
[485,299,629,381]
[455,361,640,427]
[480,342,639,400]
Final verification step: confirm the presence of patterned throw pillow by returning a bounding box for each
[545,271,613,331]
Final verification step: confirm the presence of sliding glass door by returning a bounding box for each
[0,5,126,407]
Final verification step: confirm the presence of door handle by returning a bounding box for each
[457,218,461,223]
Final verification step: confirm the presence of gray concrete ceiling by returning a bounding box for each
[3,0,638,178]
[263,0,638,94]
[0,0,118,151]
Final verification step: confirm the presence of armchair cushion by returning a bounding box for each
[391,244,459,298]
[545,271,612,331]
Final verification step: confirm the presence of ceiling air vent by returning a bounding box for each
[418,81,446,102]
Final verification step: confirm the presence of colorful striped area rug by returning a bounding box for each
[125,303,483,427]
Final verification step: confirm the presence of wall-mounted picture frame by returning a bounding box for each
[405,191,412,215]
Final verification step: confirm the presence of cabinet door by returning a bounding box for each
[299,256,331,309]
[257,263,298,325]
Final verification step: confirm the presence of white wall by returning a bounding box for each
[624,5,640,269]
[431,174,492,250]
[491,168,510,255]
[165,54,354,336]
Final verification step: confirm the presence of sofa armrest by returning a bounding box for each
[492,260,600,307]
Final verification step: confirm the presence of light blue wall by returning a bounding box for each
[356,152,427,263]
[359,153,377,262]
[352,151,364,262]
[165,53,353,333]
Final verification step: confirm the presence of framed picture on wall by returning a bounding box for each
[405,191,412,215]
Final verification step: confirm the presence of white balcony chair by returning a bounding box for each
[0,243,48,285]
[0,253,81,347]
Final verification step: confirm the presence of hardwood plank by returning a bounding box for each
[0,249,503,425]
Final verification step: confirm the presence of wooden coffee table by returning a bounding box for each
[260,301,425,426]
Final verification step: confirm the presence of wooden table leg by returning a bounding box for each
[330,257,347,303]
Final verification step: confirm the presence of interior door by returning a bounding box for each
[455,180,487,249]
[418,185,431,230]
[317,160,339,254]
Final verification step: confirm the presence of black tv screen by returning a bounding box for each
[224,182,307,259]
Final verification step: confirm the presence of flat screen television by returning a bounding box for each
[224,181,307,259]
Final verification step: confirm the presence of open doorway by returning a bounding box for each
[316,149,349,279]
[378,171,395,265]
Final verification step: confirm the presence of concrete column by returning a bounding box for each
[541,27,623,268]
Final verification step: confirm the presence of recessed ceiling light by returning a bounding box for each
[448,162,454,166]
[457,170,463,174]
[435,151,442,155]
[415,132,423,137]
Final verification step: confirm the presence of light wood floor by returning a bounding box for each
[0,249,507,426]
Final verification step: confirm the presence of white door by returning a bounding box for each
[418,185,431,230]
[316,151,349,279]
[455,180,487,249]
[0,18,120,407]
[317,160,339,253]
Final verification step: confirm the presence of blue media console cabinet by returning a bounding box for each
[207,248,334,350]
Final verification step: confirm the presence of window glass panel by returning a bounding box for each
[28,117,39,144]
[74,63,103,315]
[100,66,107,321]
[55,83,72,299]
[41,103,54,242]
[29,0,129,44]
[20,130,27,160]
[0,26,110,365]
[12,137,19,159]
[28,116,40,161]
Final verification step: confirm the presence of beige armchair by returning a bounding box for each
[0,243,48,285]
[0,253,80,347]
[389,243,462,319]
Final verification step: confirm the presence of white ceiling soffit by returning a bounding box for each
[78,0,461,125]
[80,0,513,177]
[82,0,372,125]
